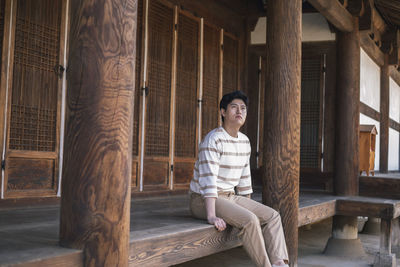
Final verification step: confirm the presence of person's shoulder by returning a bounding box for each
[238,131,250,142]
[201,128,224,146]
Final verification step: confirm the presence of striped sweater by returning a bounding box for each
[189,127,253,198]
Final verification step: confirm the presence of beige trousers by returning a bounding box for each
[190,192,289,267]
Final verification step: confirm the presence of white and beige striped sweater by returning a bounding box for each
[189,127,253,198]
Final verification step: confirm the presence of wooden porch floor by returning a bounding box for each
[0,191,337,266]
[1,179,400,266]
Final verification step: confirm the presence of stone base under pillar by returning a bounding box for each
[373,252,396,267]
[323,237,366,258]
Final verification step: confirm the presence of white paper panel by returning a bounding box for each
[360,113,380,170]
[360,49,380,112]
[388,128,399,170]
[389,78,400,123]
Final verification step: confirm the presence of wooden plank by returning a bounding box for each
[59,0,136,266]
[336,198,398,219]
[298,199,336,227]
[263,1,301,265]
[380,57,389,173]
[360,176,400,199]
[307,0,354,32]
[129,225,241,266]
[12,251,83,267]
[335,17,360,196]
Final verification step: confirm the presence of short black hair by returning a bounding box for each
[219,91,248,122]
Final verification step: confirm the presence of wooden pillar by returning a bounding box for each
[335,18,360,197]
[374,219,397,266]
[59,0,137,266]
[262,1,301,266]
[380,55,390,173]
[325,17,365,258]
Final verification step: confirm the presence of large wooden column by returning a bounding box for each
[325,18,364,258]
[380,55,390,173]
[59,0,137,266]
[262,1,301,266]
[335,18,360,197]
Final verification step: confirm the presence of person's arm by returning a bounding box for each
[204,197,226,231]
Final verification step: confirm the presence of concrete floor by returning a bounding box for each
[175,218,400,267]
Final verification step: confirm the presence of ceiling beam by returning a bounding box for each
[359,0,387,47]
[360,31,385,66]
[382,29,400,65]
[307,0,354,32]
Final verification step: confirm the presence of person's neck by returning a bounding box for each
[222,123,240,138]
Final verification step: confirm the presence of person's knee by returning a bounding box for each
[244,212,260,227]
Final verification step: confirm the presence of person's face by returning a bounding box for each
[221,99,247,127]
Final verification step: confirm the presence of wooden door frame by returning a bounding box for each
[0,0,16,198]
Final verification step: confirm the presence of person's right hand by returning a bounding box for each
[207,216,226,231]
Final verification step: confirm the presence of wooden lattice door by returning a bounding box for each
[143,0,174,190]
[201,24,220,139]
[1,0,66,198]
[173,11,199,188]
[222,32,239,95]
[300,56,324,171]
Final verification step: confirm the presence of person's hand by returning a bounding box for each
[207,216,226,231]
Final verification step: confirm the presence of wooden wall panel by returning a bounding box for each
[143,160,169,186]
[6,158,55,190]
[222,33,238,95]
[201,24,220,139]
[174,161,194,185]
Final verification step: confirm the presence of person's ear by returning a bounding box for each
[221,108,226,118]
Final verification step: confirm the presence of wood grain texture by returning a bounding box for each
[308,0,354,32]
[129,225,241,266]
[298,199,336,227]
[360,176,400,199]
[262,1,301,265]
[59,0,137,266]
[335,17,360,196]
[380,56,389,173]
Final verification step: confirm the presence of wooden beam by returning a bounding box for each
[360,101,380,121]
[359,0,387,47]
[381,28,400,65]
[307,0,354,32]
[59,0,137,266]
[360,31,385,66]
[389,119,400,133]
[380,56,389,173]
[263,0,301,266]
[389,66,400,86]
